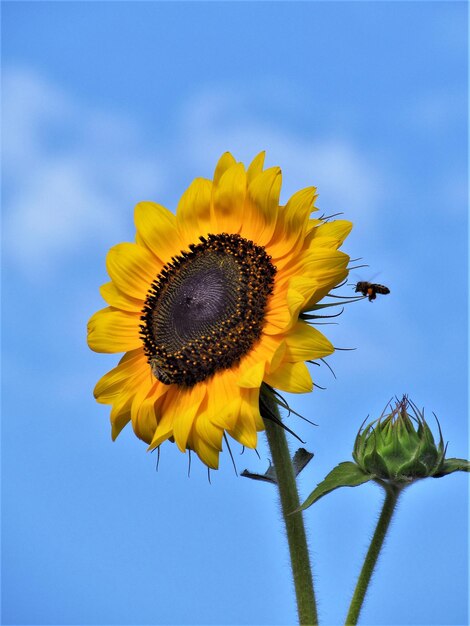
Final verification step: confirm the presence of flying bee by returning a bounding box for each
[355,281,390,302]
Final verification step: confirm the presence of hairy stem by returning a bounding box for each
[261,388,318,625]
[345,483,402,625]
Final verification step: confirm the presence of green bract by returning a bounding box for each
[352,397,445,482]
[300,396,469,511]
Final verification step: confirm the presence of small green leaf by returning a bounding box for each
[299,462,372,511]
[433,458,470,477]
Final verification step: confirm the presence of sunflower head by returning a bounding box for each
[87,152,352,468]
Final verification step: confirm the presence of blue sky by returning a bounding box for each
[2,2,468,625]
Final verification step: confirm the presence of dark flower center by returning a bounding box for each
[140,233,276,387]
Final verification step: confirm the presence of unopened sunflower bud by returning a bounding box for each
[300,396,468,511]
[352,396,446,483]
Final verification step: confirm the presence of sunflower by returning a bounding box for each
[87,152,352,468]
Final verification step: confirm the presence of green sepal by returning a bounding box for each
[292,447,314,476]
[299,461,372,511]
[241,447,314,485]
[241,464,277,484]
[433,458,470,477]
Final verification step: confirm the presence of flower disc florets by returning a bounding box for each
[353,397,446,483]
[140,233,276,387]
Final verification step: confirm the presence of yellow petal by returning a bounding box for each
[246,151,266,184]
[176,177,213,243]
[237,334,285,383]
[228,388,260,448]
[308,220,353,249]
[264,231,302,266]
[130,370,157,424]
[228,414,257,449]
[148,427,172,451]
[279,248,349,289]
[134,201,183,265]
[195,413,224,451]
[109,390,133,419]
[132,382,168,444]
[267,340,287,374]
[269,187,317,251]
[264,286,292,333]
[299,250,350,309]
[283,277,321,321]
[284,321,334,361]
[87,307,141,353]
[192,433,220,469]
[248,166,282,214]
[205,371,241,430]
[110,393,133,440]
[306,217,324,233]
[305,249,350,274]
[264,187,317,264]
[94,348,148,403]
[100,282,144,313]
[106,359,154,440]
[229,424,257,449]
[131,387,156,443]
[287,276,318,305]
[212,162,246,233]
[285,186,318,222]
[105,242,156,301]
[267,187,317,255]
[213,152,237,186]
[211,396,241,431]
[147,386,179,450]
[238,360,266,388]
[286,287,307,321]
[264,361,313,393]
[172,384,207,452]
[244,167,281,244]
[303,269,349,311]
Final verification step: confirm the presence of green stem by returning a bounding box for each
[261,388,318,626]
[345,483,402,626]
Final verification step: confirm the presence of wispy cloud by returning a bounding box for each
[3,68,385,279]
[180,87,384,219]
[404,89,466,135]
[3,67,164,278]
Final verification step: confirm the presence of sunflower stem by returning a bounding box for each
[261,388,318,626]
[345,483,402,625]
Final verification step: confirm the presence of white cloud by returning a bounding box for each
[3,67,164,278]
[405,89,466,134]
[3,68,384,279]
[180,88,384,219]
